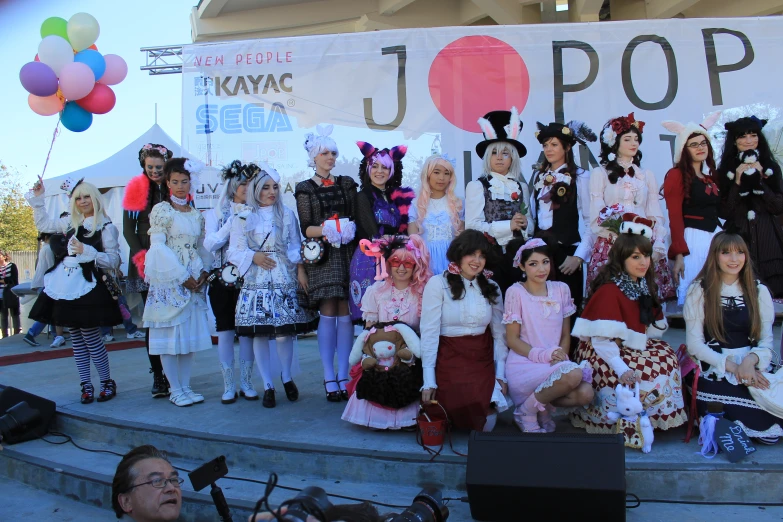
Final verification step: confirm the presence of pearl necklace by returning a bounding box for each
[617,157,634,171]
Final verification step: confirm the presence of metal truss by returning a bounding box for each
[140,45,184,75]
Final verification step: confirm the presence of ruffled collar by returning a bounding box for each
[488,172,519,201]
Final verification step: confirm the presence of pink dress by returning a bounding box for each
[503,281,583,409]
[342,281,421,429]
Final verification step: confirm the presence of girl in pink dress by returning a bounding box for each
[342,235,432,429]
[504,239,594,432]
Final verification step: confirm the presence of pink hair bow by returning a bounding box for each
[405,242,422,259]
[367,327,377,335]
[512,238,547,268]
[384,325,396,332]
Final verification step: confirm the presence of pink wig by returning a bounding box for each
[382,234,432,316]
[416,156,463,235]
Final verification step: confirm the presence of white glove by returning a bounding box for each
[340,220,356,244]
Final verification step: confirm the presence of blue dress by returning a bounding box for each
[409,196,463,275]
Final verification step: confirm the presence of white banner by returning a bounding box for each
[181,17,783,209]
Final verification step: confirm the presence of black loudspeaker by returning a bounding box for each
[466,431,626,521]
[0,386,56,444]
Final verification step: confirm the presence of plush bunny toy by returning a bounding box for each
[606,382,655,453]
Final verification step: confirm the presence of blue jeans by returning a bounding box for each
[28,321,46,337]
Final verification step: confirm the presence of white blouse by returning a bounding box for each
[589,165,668,254]
[419,273,507,389]
[227,205,303,276]
[684,280,774,378]
[203,203,239,268]
[529,165,595,263]
[465,172,533,247]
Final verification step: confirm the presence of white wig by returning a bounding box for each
[303,124,339,168]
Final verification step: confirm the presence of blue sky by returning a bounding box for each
[0,0,195,184]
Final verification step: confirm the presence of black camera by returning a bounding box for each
[278,486,333,522]
[385,488,449,522]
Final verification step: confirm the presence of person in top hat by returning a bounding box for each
[661,112,722,308]
[571,215,687,441]
[466,107,533,296]
[529,120,597,314]
[587,113,675,303]
[717,116,783,298]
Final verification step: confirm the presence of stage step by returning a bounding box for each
[0,436,472,522]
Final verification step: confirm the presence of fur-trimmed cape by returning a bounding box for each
[123,172,152,213]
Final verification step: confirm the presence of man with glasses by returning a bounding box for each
[112,445,183,521]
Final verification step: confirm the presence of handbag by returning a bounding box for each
[99,269,122,300]
[415,401,466,461]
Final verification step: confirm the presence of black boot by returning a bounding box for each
[97,379,117,402]
[80,382,94,404]
[262,388,276,408]
[150,369,169,398]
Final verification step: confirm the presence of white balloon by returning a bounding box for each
[67,12,100,52]
[38,35,74,76]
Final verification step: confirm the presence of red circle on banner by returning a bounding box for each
[428,35,530,132]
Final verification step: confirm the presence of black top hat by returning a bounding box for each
[535,120,597,147]
[475,108,526,159]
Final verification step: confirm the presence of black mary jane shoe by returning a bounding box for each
[283,380,299,402]
[262,388,276,409]
[323,380,341,403]
[338,378,349,401]
[97,379,117,402]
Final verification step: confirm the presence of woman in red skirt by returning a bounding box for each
[419,230,508,431]
[571,219,687,439]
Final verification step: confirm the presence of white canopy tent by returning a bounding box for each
[42,124,181,274]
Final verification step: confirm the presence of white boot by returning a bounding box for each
[239,359,259,400]
[220,363,237,404]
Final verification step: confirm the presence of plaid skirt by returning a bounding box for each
[586,236,676,302]
[298,241,353,310]
[570,338,687,433]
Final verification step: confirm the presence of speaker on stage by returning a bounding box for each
[0,386,56,445]
[466,431,626,521]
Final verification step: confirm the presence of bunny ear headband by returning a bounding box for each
[256,161,281,183]
[661,111,721,163]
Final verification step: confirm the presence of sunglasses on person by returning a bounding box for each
[388,257,416,269]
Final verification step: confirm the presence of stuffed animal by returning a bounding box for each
[350,322,420,371]
[606,382,654,453]
[734,149,765,197]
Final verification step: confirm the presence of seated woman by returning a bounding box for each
[342,235,431,429]
[571,218,687,435]
[504,238,594,433]
[419,230,508,432]
[684,232,783,444]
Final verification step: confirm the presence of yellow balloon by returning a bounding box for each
[67,12,100,52]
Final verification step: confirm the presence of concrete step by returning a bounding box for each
[0,476,114,521]
[42,408,783,505]
[0,437,473,522]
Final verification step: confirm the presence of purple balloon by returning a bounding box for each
[19,61,59,97]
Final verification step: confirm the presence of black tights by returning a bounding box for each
[140,291,163,374]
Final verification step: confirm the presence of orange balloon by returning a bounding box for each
[88,44,98,50]
[28,93,64,116]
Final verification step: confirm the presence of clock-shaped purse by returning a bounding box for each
[300,237,327,265]
[207,262,243,288]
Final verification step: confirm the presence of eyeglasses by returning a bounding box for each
[389,258,416,269]
[686,141,709,149]
[124,477,184,493]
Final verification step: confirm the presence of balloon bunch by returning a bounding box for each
[19,13,128,132]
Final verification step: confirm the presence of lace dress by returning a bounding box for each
[409,196,463,275]
[143,202,213,355]
[228,205,317,336]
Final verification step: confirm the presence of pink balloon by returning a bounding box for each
[99,54,127,85]
[28,93,64,116]
[76,83,116,114]
[59,62,95,100]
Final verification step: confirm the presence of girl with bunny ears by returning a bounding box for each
[661,112,722,307]
[295,125,359,403]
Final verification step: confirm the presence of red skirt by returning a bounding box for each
[435,329,495,431]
